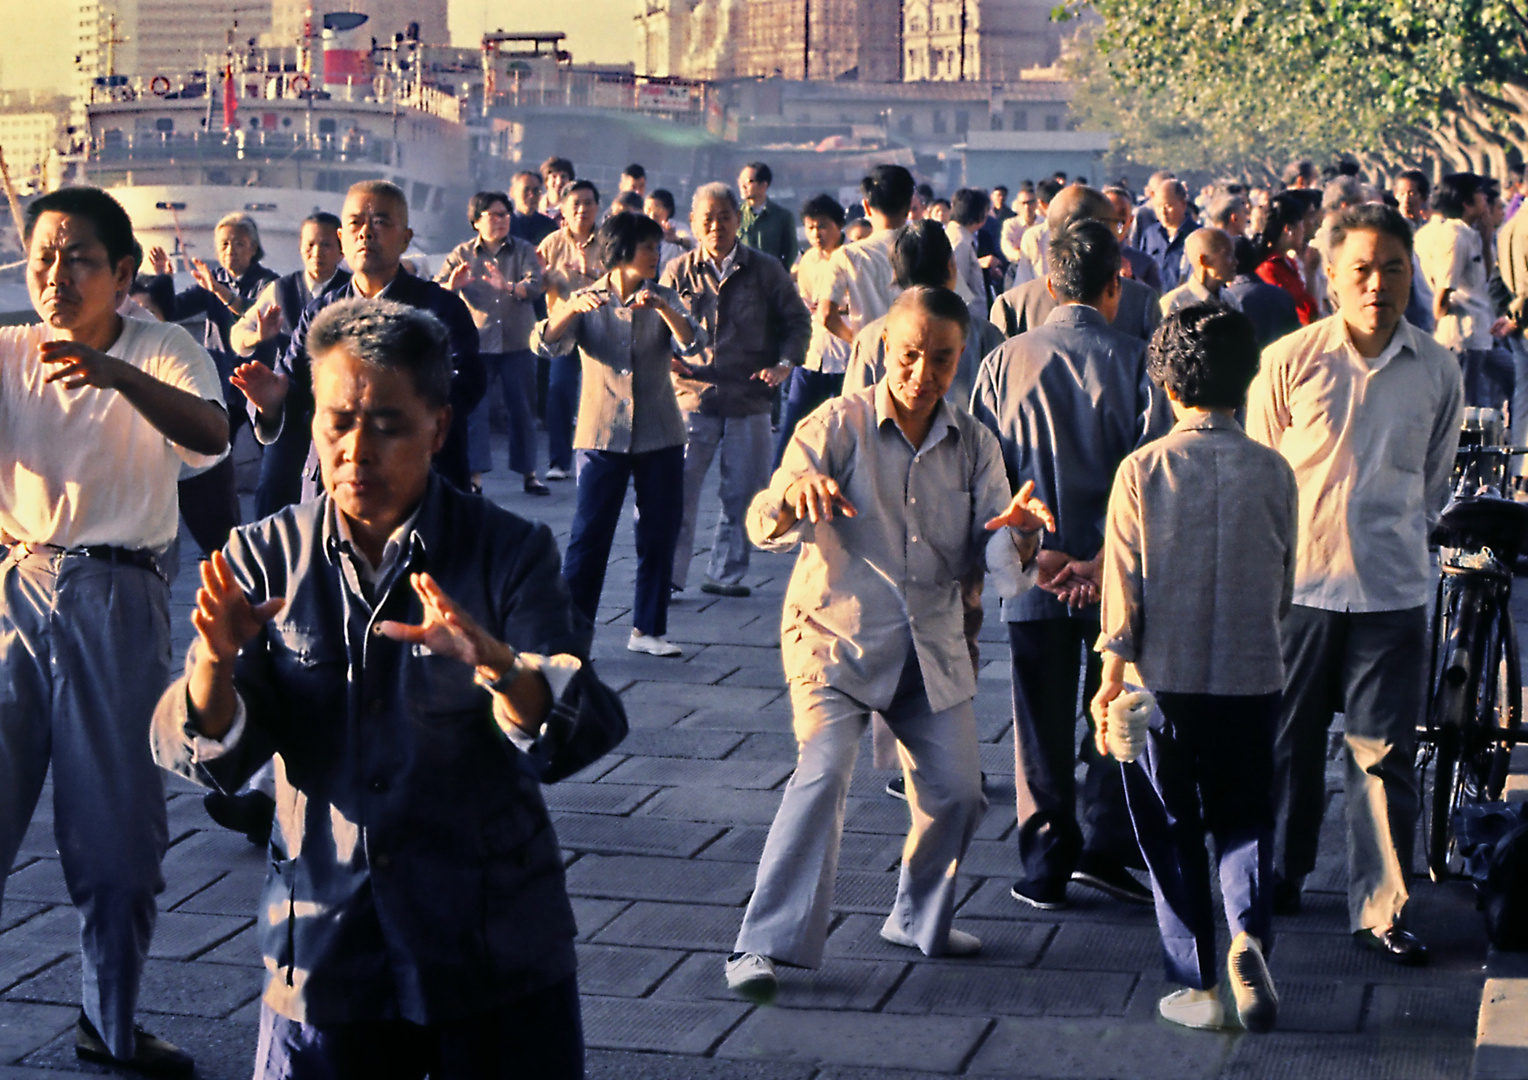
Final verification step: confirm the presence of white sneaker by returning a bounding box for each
[879,922,982,957]
[545,466,570,481]
[628,630,682,657]
[1158,987,1225,1030]
[1227,932,1278,1032]
[724,952,777,1003]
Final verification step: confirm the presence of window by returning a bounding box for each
[317,118,337,135]
[154,117,173,133]
[955,110,969,134]
[932,110,946,134]
[990,115,1003,131]
[1044,114,1060,131]
[1012,110,1028,130]
[898,114,914,135]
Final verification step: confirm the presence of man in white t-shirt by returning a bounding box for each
[821,165,916,346]
[0,187,228,1078]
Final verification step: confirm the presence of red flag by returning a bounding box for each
[222,63,237,132]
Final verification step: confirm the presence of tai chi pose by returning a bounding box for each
[725,286,1054,1003]
[1093,305,1297,1033]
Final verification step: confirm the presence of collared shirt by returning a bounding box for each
[530,274,703,454]
[1159,277,1243,317]
[749,383,1035,713]
[739,198,798,269]
[971,303,1172,622]
[947,222,988,318]
[1226,274,1302,347]
[662,244,812,417]
[435,235,545,353]
[0,319,224,550]
[151,477,627,1026]
[1499,206,1528,332]
[826,228,902,337]
[1139,220,1199,290]
[795,245,852,374]
[536,227,604,301]
[1415,216,1495,351]
[990,275,1163,344]
[1246,315,1464,613]
[1096,412,1298,696]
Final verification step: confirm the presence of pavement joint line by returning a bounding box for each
[955,1016,999,1075]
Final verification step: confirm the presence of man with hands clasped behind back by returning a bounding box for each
[725,287,1055,1004]
[152,299,626,1079]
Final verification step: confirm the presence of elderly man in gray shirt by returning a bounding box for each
[1248,203,1463,965]
[972,220,1173,913]
[723,287,1054,1004]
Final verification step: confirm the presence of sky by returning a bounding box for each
[0,1,637,96]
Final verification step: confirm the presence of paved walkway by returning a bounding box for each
[0,433,1507,1079]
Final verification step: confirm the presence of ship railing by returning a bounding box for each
[486,70,707,125]
[86,130,397,167]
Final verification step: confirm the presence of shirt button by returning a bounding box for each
[910,536,919,543]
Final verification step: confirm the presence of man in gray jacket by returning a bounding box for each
[663,182,812,597]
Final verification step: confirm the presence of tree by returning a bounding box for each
[1064,0,1528,179]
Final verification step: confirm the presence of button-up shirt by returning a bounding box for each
[990,276,1162,343]
[1097,412,1298,696]
[826,228,902,337]
[971,303,1172,622]
[843,312,1006,412]
[435,235,544,354]
[1139,220,1199,291]
[796,246,852,373]
[530,275,703,454]
[1415,215,1495,351]
[739,198,798,269]
[536,227,604,301]
[1246,315,1464,613]
[150,477,628,1026]
[1159,277,1243,317]
[750,383,1035,712]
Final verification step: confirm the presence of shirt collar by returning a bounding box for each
[472,235,510,257]
[307,271,338,296]
[1044,302,1108,328]
[1327,313,1415,373]
[873,379,958,452]
[322,473,441,571]
[1183,277,1219,304]
[705,243,742,281]
[1172,410,1243,434]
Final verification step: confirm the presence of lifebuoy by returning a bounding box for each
[290,74,311,94]
[149,74,171,96]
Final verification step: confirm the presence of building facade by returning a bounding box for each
[0,92,71,194]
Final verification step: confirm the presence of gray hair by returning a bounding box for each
[214,212,264,262]
[1206,194,1249,230]
[306,298,451,408]
[1322,176,1365,214]
[691,181,740,216]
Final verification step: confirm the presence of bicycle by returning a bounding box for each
[1418,445,1528,882]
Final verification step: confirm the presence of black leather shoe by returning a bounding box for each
[1071,851,1154,905]
[1011,877,1069,910]
[885,775,907,800]
[523,476,551,496]
[1272,878,1303,916]
[76,1012,194,1079]
[203,790,275,846]
[1354,926,1429,966]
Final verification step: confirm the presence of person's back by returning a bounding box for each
[991,274,1161,343]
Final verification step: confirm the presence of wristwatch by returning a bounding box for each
[474,649,525,695]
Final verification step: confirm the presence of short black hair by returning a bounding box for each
[1327,202,1414,258]
[1252,191,1310,263]
[1432,173,1487,218]
[886,284,970,343]
[308,298,452,408]
[646,188,676,217]
[891,219,953,288]
[992,184,1009,196]
[565,178,600,205]
[1147,304,1260,409]
[800,193,847,227]
[1048,219,1120,303]
[861,164,915,216]
[25,186,136,266]
[743,161,773,186]
[468,190,510,224]
[1335,158,1361,177]
[1281,159,1317,187]
[950,187,990,228]
[612,191,645,215]
[598,211,664,268]
[915,183,936,203]
[303,211,342,231]
[1036,178,1065,205]
[540,156,574,180]
[622,163,646,180]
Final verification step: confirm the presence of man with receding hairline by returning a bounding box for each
[724,287,1054,1004]
[1160,228,1242,315]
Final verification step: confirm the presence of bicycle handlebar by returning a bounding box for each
[1456,446,1528,458]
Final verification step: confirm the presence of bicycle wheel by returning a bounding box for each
[1426,705,1463,881]
[1421,578,1466,881]
[1464,599,1522,801]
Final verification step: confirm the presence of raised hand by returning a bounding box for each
[254,303,283,343]
[189,257,217,293]
[231,361,290,415]
[784,474,858,524]
[148,245,174,275]
[39,339,128,391]
[480,259,507,291]
[375,572,510,673]
[632,287,670,315]
[192,550,285,664]
[446,261,473,290]
[983,480,1056,535]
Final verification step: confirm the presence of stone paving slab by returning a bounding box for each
[1366,983,1482,1036]
[679,707,796,733]
[8,957,261,1019]
[1037,922,1165,972]
[635,786,784,825]
[0,862,69,906]
[581,995,750,1055]
[600,756,795,790]
[613,729,747,759]
[0,904,47,936]
[0,910,76,993]
[570,898,631,941]
[554,812,725,859]
[591,902,742,952]
[965,1015,1237,1078]
[1219,1033,1474,1080]
[723,732,800,762]
[168,870,264,917]
[0,1002,77,1065]
[655,952,907,1012]
[563,854,756,905]
[1267,979,1367,1034]
[574,943,686,998]
[884,964,1136,1018]
[691,828,902,873]
[584,1049,816,1080]
[717,1008,992,1074]
[21,1014,259,1080]
[144,911,250,961]
[541,782,660,815]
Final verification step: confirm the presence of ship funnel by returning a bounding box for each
[321,12,372,94]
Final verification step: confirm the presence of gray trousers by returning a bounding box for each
[0,547,171,1059]
[735,655,987,968]
[672,410,772,589]
[1273,604,1424,932]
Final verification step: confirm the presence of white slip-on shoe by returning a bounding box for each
[1158,987,1225,1030]
[879,923,982,957]
[724,952,777,1004]
[1227,931,1279,1032]
[628,630,682,657]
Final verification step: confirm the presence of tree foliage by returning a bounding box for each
[1064,0,1528,180]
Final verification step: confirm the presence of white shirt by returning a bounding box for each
[1000,215,1029,265]
[795,246,851,374]
[1415,216,1494,351]
[0,319,225,550]
[1159,277,1243,316]
[1246,316,1464,613]
[947,222,987,319]
[826,228,902,337]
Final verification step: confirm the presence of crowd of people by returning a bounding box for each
[1,144,1525,1076]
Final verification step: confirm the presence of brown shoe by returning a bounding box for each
[76,1012,194,1079]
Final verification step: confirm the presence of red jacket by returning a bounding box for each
[1255,255,1318,326]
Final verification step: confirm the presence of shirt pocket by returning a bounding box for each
[407,651,488,727]
[268,624,347,712]
[1385,408,1432,473]
[923,485,974,570]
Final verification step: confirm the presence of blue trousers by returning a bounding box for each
[0,548,171,1060]
[544,354,581,473]
[253,975,583,1079]
[1122,691,1278,989]
[467,350,539,477]
[772,368,843,469]
[562,445,684,637]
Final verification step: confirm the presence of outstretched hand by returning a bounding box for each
[375,572,510,673]
[231,361,290,416]
[784,474,858,525]
[192,550,285,664]
[983,480,1056,535]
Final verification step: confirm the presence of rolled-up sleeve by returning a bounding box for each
[1095,461,1144,661]
[530,313,580,357]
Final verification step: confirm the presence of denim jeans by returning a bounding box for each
[562,445,684,636]
[545,354,581,472]
[466,350,539,477]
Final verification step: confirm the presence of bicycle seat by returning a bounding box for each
[1431,495,1528,552]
